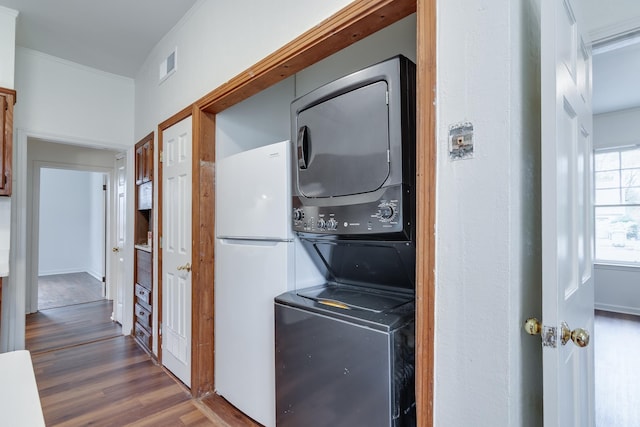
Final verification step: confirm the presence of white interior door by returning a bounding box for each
[541,0,594,425]
[112,155,126,324]
[162,116,193,387]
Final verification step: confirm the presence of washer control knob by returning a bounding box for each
[327,218,338,230]
[293,208,304,221]
[379,205,394,220]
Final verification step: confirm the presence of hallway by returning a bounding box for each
[37,272,103,311]
[25,300,256,426]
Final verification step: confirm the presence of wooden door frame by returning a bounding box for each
[158,0,435,424]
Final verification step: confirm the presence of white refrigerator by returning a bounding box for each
[214,140,295,427]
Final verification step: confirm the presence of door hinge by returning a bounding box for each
[159,151,163,163]
[159,237,163,249]
[102,276,106,283]
[103,184,107,191]
[159,322,162,336]
[385,90,389,105]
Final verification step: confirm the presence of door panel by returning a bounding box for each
[162,116,192,387]
[541,0,594,425]
[113,155,126,324]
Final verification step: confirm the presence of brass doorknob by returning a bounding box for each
[524,317,542,336]
[525,317,590,348]
[112,247,120,253]
[561,322,590,348]
[177,262,192,272]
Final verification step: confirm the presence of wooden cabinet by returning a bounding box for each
[135,134,153,185]
[134,248,153,353]
[134,132,154,354]
[0,88,16,196]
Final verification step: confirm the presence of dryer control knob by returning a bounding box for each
[379,205,395,220]
[317,218,326,229]
[327,218,338,230]
[293,208,304,221]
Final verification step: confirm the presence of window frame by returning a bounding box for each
[594,144,640,267]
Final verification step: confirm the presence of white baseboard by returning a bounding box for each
[87,270,103,282]
[38,268,84,277]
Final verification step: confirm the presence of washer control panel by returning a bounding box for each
[292,186,408,235]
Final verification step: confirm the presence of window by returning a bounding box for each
[594,146,640,264]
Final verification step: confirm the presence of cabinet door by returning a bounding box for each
[0,95,5,193]
[0,90,15,196]
[0,93,14,196]
[135,145,144,185]
[143,140,153,182]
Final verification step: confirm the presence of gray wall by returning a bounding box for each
[38,169,105,279]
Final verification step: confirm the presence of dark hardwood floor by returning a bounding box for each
[26,301,260,426]
[24,297,640,426]
[595,310,640,427]
[27,300,121,354]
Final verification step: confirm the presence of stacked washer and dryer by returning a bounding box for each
[275,55,417,427]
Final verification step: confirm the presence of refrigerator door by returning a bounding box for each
[216,140,292,241]
[214,238,294,427]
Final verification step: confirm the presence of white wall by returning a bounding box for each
[37,169,104,279]
[26,139,117,314]
[14,48,134,145]
[6,47,135,351]
[593,107,640,315]
[0,6,17,88]
[38,168,90,275]
[134,0,353,140]
[0,5,17,353]
[435,0,542,425]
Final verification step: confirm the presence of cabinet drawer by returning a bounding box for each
[135,283,152,307]
[135,303,152,328]
[136,249,151,289]
[134,322,151,351]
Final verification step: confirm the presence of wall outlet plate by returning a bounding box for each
[449,122,474,160]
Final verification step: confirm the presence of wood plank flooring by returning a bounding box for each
[595,310,640,427]
[32,335,216,426]
[26,300,259,426]
[26,300,121,354]
[23,301,640,425]
[38,272,103,310]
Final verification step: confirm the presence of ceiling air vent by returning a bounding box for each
[159,48,177,84]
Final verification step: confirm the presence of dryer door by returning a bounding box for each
[296,80,390,198]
